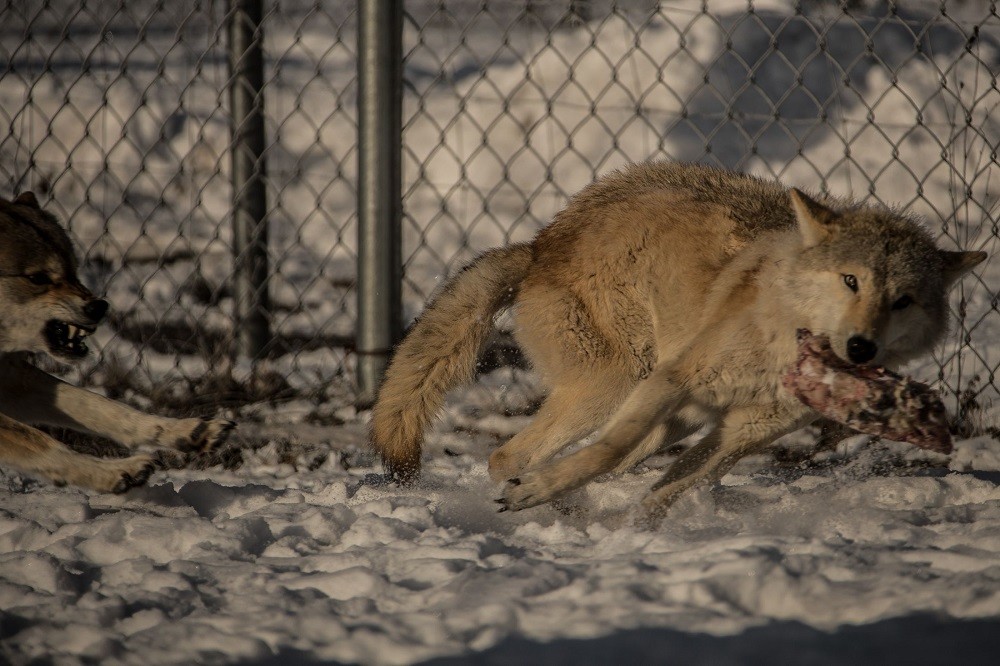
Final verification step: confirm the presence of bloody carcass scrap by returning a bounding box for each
[782,328,953,454]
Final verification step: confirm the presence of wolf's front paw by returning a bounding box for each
[111,457,155,494]
[496,472,553,512]
[60,453,157,493]
[170,418,236,454]
[188,417,237,454]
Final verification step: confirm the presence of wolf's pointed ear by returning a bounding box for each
[790,188,837,248]
[940,249,987,287]
[13,192,40,209]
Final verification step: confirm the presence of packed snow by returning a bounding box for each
[3,1,1000,664]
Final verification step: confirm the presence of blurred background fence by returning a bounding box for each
[1,0,998,427]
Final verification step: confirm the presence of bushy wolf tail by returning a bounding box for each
[371,243,534,482]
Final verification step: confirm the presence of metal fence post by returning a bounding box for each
[357,0,403,406]
[229,0,270,362]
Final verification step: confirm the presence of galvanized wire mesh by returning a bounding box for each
[1,0,998,423]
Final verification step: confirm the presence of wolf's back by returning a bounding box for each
[371,243,534,481]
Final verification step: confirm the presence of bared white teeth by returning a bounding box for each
[63,324,91,340]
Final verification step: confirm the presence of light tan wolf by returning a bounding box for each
[370,162,986,518]
[0,192,234,493]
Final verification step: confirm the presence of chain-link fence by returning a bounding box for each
[1,0,998,424]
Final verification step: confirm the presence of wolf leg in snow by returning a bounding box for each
[0,356,234,454]
[487,377,633,481]
[0,412,154,493]
[640,404,808,519]
[498,364,690,510]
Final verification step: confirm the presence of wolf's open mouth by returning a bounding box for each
[44,319,95,358]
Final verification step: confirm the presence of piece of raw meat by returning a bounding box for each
[782,329,952,453]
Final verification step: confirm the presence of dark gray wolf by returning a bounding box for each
[0,192,232,493]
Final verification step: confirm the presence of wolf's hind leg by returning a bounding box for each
[0,413,155,493]
[499,364,688,510]
[0,357,234,454]
[487,376,632,482]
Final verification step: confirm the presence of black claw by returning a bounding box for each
[509,477,521,486]
[183,419,237,454]
[111,461,155,494]
[189,420,208,445]
[136,464,153,484]
[209,420,237,451]
[112,474,133,494]
[216,419,237,438]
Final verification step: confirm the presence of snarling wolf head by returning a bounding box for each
[785,188,986,368]
[0,192,109,359]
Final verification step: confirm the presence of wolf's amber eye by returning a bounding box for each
[842,274,858,292]
[891,294,913,310]
[26,272,53,286]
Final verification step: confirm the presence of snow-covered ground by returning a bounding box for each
[3,1,1000,664]
[4,419,1000,664]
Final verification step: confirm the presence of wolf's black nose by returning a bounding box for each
[847,335,877,364]
[84,299,109,323]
